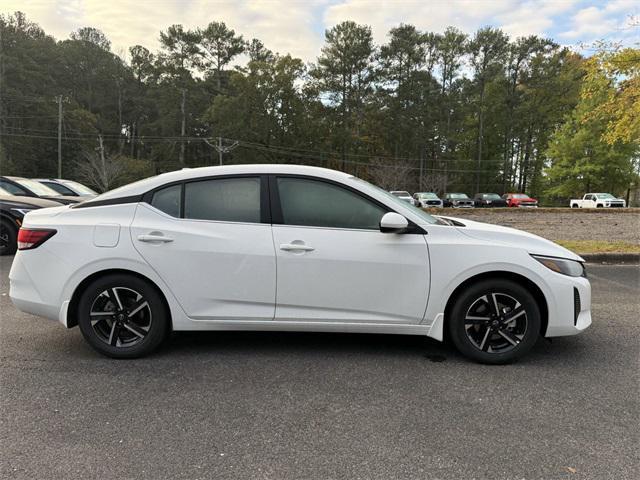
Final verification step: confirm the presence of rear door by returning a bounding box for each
[131,175,276,321]
[270,176,430,324]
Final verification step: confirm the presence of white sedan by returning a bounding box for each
[9,165,591,363]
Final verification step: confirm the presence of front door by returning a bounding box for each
[271,176,430,324]
[131,176,276,321]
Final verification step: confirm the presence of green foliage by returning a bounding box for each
[1,11,636,199]
[545,78,638,198]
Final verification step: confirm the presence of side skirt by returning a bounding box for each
[173,319,443,339]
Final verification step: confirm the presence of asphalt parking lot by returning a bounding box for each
[1,255,638,480]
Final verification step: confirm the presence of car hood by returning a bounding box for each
[443,217,584,262]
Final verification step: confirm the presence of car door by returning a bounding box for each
[131,175,276,321]
[270,175,430,324]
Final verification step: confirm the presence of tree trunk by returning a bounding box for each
[475,83,485,193]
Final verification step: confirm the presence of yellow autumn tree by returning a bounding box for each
[582,46,640,145]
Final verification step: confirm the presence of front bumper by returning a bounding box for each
[544,274,592,337]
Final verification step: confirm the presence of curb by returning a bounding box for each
[581,253,640,264]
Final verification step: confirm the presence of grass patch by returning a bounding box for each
[555,240,640,254]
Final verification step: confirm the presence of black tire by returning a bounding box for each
[0,219,17,256]
[596,204,603,208]
[571,204,578,208]
[77,273,169,358]
[448,279,541,364]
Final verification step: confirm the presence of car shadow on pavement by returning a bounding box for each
[164,330,454,360]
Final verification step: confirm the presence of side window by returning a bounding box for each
[0,180,29,196]
[151,184,182,217]
[184,177,261,223]
[43,182,75,196]
[276,177,386,230]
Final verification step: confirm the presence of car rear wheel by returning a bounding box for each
[448,279,541,364]
[0,220,17,256]
[77,274,169,358]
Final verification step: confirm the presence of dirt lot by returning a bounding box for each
[433,208,640,244]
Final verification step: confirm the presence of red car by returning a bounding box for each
[503,193,538,207]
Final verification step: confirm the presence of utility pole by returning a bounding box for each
[204,137,239,166]
[56,95,63,178]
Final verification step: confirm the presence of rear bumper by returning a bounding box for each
[9,251,67,323]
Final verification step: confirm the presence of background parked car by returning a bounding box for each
[442,193,474,208]
[570,193,626,208]
[413,192,443,208]
[474,193,507,208]
[0,194,62,255]
[390,190,417,206]
[503,193,538,207]
[33,178,97,199]
[0,176,82,205]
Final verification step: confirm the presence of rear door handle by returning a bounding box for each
[137,234,174,243]
[280,243,314,252]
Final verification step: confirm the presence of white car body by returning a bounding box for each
[390,191,417,206]
[570,193,626,208]
[10,165,591,356]
[414,192,443,208]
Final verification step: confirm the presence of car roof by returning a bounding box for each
[91,165,354,202]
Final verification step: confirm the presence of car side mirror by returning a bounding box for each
[380,212,409,233]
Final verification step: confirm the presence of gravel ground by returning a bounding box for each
[436,209,640,244]
[1,255,639,480]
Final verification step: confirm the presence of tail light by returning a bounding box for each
[17,228,57,250]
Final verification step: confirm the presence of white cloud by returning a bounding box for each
[3,0,323,61]
[2,0,635,62]
[559,4,630,40]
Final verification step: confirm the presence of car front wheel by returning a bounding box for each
[448,279,541,364]
[77,274,169,358]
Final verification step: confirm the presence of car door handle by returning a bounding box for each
[280,243,314,252]
[137,234,174,243]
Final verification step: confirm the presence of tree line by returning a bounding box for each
[1,11,638,201]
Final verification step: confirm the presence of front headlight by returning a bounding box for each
[11,208,35,216]
[532,255,586,277]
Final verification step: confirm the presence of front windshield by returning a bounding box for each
[391,191,411,197]
[16,179,60,196]
[512,194,529,198]
[418,192,438,199]
[483,193,501,199]
[62,180,98,195]
[596,193,616,199]
[352,178,440,225]
[448,193,469,199]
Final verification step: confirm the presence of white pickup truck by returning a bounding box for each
[570,193,626,208]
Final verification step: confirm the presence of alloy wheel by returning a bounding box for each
[89,287,152,348]
[464,292,528,354]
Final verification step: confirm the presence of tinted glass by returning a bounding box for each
[16,179,60,196]
[42,181,76,196]
[185,177,260,223]
[277,177,386,230]
[0,180,29,196]
[151,184,182,217]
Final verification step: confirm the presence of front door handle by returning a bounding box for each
[137,234,174,243]
[280,243,314,252]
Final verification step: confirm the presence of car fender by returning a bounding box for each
[59,255,189,329]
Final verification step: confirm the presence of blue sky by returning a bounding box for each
[4,1,638,61]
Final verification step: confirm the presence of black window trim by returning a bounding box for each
[268,174,426,234]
